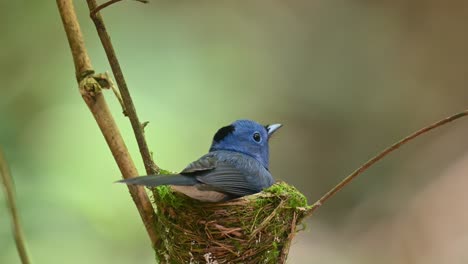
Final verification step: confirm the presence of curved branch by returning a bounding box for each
[308,109,468,216]
[90,0,148,18]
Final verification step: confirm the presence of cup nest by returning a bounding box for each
[151,182,312,264]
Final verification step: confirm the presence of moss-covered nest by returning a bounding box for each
[151,182,312,263]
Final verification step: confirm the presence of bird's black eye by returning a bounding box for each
[253,132,261,142]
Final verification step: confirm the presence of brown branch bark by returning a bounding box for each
[56,0,93,81]
[307,109,468,216]
[86,0,160,176]
[0,147,31,264]
[56,0,158,246]
[90,0,148,18]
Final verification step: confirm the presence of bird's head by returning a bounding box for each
[209,120,282,169]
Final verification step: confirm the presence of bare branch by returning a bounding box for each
[91,0,123,17]
[86,0,160,176]
[308,109,468,216]
[0,147,31,264]
[56,0,94,80]
[90,0,149,18]
[56,0,158,246]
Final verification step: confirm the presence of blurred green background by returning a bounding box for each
[2,1,468,263]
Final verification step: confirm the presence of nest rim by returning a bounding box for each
[151,181,312,264]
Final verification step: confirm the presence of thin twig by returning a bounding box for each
[307,109,468,216]
[279,212,297,263]
[105,71,127,114]
[0,147,31,264]
[56,0,158,246]
[90,0,148,17]
[86,0,160,176]
[91,0,122,17]
[85,0,161,246]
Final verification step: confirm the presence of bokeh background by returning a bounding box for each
[2,1,468,263]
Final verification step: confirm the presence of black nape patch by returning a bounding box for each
[213,125,235,142]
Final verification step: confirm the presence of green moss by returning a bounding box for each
[154,185,187,209]
[158,168,174,175]
[151,181,312,263]
[264,182,310,208]
[151,169,187,209]
[266,241,280,262]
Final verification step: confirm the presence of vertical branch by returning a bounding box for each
[0,147,31,264]
[56,0,158,247]
[86,0,159,176]
[56,0,93,80]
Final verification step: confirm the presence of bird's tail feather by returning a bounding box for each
[116,174,198,187]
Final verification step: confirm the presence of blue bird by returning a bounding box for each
[118,120,282,202]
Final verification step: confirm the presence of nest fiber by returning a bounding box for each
[151,182,311,263]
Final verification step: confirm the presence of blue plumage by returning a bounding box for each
[118,120,282,202]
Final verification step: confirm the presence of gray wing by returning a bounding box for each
[195,162,263,197]
[180,154,217,174]
[181,152,271,197]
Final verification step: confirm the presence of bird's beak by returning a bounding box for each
[266,123,283,138]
